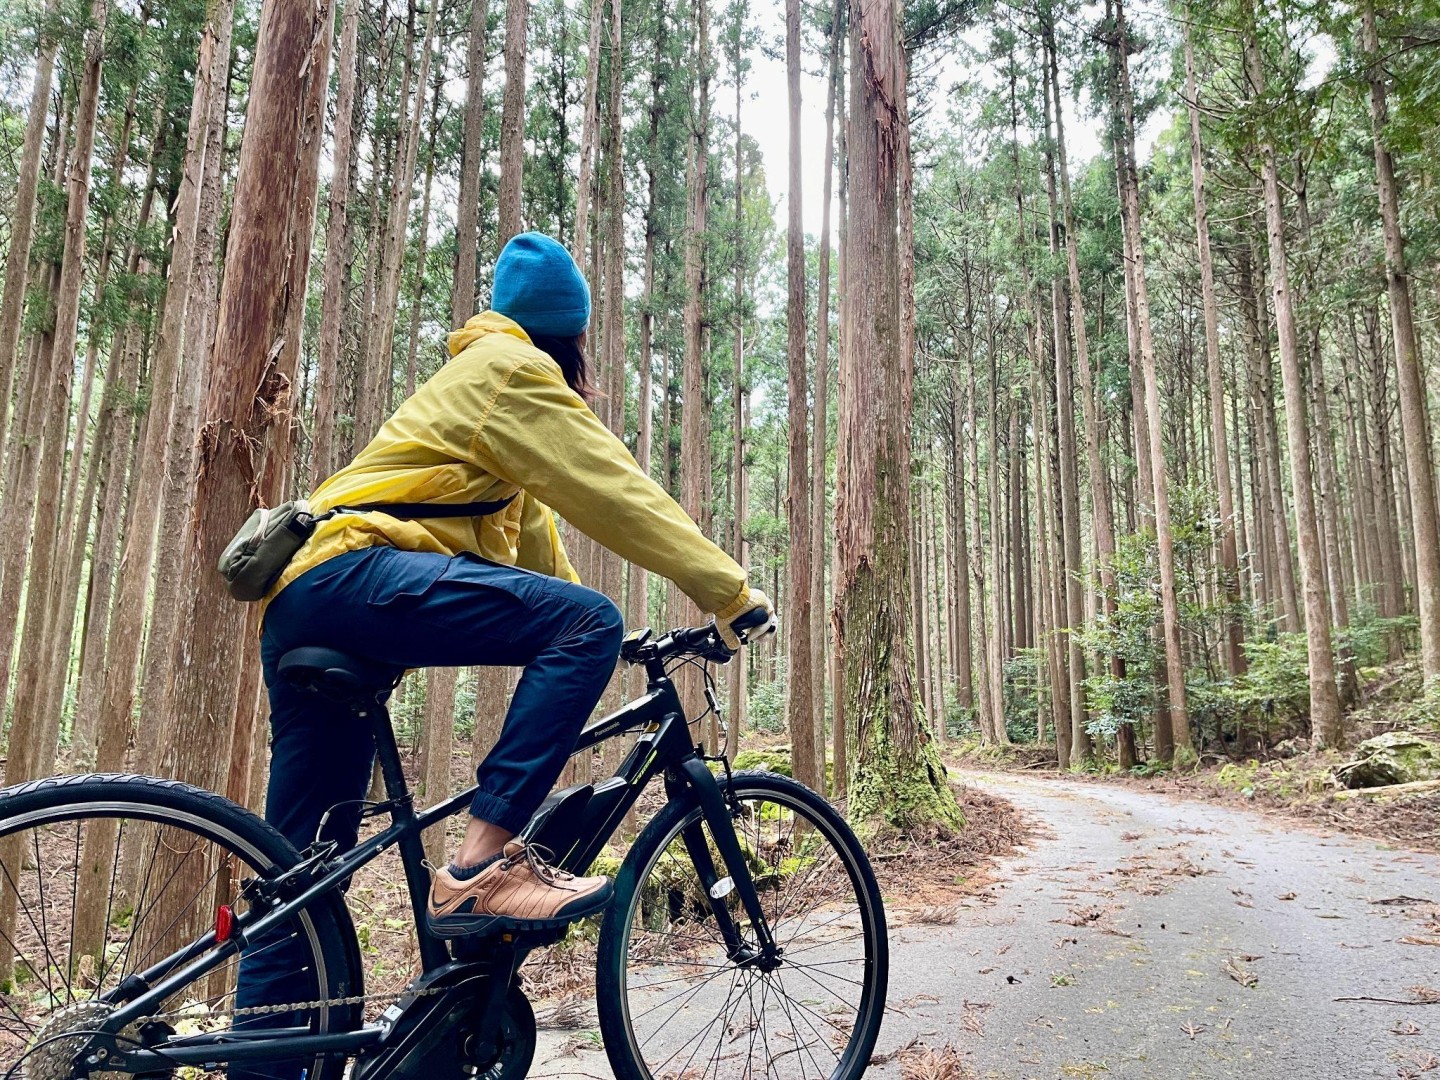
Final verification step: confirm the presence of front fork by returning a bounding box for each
[667,755,781,971]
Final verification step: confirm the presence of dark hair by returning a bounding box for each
[529,333,596,404]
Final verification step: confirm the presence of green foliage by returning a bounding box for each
[1002,650,1041,744]
[731,747,792,776]
[1230,635,1311,725]
[746,674,786,735]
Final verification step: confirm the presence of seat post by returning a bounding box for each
[359,699,411,809]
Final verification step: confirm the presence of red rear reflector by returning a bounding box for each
[216,904,235,942]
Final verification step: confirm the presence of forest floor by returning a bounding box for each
[530,769,1440,1080]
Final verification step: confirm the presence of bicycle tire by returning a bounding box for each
[596,771,888,1080]
[0,772,363,1080]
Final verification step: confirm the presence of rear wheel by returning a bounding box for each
[596,772,888,1080]
[0,773,361,1080]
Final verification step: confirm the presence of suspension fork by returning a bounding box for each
[669,756,779,965]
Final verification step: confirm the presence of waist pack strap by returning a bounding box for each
[323,495,516,521]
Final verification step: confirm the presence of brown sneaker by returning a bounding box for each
[427,841,613,938]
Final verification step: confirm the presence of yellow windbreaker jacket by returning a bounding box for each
[273,312,749,618]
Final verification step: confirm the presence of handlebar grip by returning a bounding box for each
[732,606,772,633]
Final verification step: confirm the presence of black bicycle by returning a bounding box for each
[0,617,888,1080]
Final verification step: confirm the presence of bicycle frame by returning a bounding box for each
[95,659,777,1073]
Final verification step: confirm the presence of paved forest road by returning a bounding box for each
[531,771,1440,1079]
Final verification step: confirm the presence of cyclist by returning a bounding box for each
[256,231,773,937]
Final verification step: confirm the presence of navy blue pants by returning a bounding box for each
[234,546,623,1067]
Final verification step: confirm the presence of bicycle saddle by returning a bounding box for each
[277,647,402,701]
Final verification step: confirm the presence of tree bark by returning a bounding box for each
[92,4,225,783]
[597,0,627,780]
[724,0,747,751]
[1244,25,1344,749]
[1039,33,1088,764]
[362,4,438,445]
[312,0,362,480]
[2,0,109,782]
[572,0,604,266]
[1114,0,1191,759]
[783,0,816,791]
[810,0,841,775]
[0,0,59,453]
[674,0,712,747]
[150,0,337,939]
[497,0,530,246]
[68,146,163,764]
[837,0,959,829]
[1362,0,1440,683]
[421,668,457,863]
[1184,21,1244,676]
[453,0,491,327]
[403,81,441,398]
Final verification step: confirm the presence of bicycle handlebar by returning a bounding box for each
[620,622,737,667]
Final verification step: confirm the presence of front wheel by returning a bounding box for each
[596,771,888,1080]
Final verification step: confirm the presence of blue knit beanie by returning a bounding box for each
[491,232,591,337]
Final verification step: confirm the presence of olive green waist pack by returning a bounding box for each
[217,496,515,602]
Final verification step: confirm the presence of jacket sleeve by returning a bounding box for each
[470,357,749,616]
[515,490,580,583]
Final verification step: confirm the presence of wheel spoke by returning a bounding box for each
[0,788,346,1080]
[616,785,881,1078]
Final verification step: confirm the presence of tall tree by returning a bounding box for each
[0,0,59,452]
[674,0,713,743]
[1183,18,1245,677]
[498,0,531,245]
[836,0,959,829]
[155,0,337,804]
[1,0,109,785]
[1112,0,1192,760]
[811,0,842,770]
[92,0,228,780]
[1360,0,1440,685]
[1243,12,1344,747]
[783,0,816,790]
[313,0,364,480]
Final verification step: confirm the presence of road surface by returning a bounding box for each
[530,770,1440,1078]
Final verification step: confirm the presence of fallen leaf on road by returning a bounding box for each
[914,905,958,925]
[1055,907,1103,927]
[1393,1020,1422,1036]
[1223,957,1259,988]
[1370,896,1433,906]
[1277,892,1297,901]
[899,1043,976,1080]
[869,1034,921,1066]
[1399,936,1440,947]
[1181,1022,1204,1039]
[898,993,940,1012]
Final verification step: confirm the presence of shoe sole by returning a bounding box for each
[428,882,615,939]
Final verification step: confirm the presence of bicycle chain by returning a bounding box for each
[138,982,450,1027]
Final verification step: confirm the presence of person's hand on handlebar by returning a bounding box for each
[714,588,778,651]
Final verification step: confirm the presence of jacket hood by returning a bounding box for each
[447,310,533,358]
